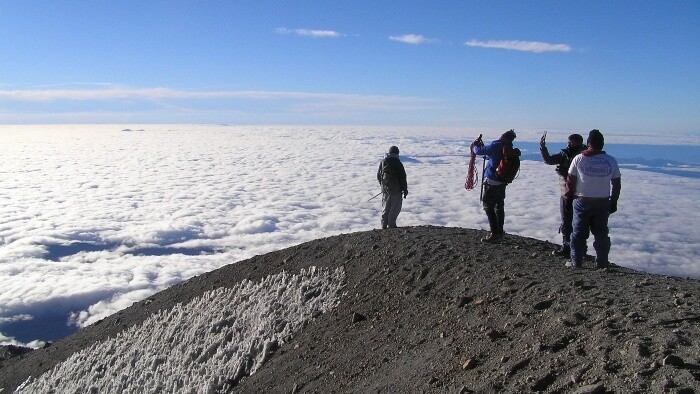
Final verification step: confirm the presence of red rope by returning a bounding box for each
[465,141,479,190]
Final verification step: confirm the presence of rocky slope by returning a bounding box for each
[2,226,699,393]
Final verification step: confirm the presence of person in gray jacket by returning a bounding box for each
[377,146,408,229]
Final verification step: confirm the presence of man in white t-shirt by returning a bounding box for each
[564,129,621,269]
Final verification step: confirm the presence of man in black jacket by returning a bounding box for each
[377,146,408,229]
[540,132,584,256]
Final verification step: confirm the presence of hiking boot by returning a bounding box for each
[552,245,570,257]
[564,260,580,269]
[595,260,610,269]
[481,232,504,243]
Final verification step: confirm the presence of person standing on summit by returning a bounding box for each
[377,146,408,229]
[565,129,621,269]
[540,132,585,256]
[471,130,519,243]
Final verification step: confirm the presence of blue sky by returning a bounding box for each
[1,1,698,135]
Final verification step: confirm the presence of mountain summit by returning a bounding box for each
[2,226,699,393]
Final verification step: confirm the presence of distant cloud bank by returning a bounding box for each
[465,39,571,53]
[0,86,426,104]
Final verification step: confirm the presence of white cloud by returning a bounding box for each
[389,34,438,45]
[68,288,161,328]
[0,125,698,348]
[276,27,342,38]
[0,314,32,324]
[0,332,45,349]
[465,39,571,53]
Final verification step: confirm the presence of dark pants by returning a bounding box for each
[381,193,403,229]
[482,183,506,234]
[570,198,611,268]
[559,195,574,245]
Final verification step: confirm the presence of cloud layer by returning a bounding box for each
[0,125,698,347]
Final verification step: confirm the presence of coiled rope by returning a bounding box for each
[464,136,482,190]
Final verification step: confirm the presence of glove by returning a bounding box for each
[610,200,618,214]
[540,133,547,149]
[403,190,408,199]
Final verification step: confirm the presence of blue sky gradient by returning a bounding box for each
[1,1,698,135]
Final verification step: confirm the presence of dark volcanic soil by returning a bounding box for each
[2,226,699,393]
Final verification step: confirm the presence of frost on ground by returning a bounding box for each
[16,266,345,393]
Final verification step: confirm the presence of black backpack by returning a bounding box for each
[380,158,401,193]
[495,146,521,183]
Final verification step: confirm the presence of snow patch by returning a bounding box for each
[16,266,345,393]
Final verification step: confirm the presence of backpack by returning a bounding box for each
[495,146,521,183]
[380,158,401,194]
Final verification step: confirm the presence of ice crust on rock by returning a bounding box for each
[16,266,345,393]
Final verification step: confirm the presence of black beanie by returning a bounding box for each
[388,146,399,155]
[587,129,604,149]
[500,129,516,142]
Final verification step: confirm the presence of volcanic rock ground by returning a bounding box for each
[1,226,699,393]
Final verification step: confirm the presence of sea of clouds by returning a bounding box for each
[1,124,698,347]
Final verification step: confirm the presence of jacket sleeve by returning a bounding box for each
[472,144,491,156]
[377,161,382,184]
[540,147,562,165]
[473,141,501,180]
[398,161,408,192]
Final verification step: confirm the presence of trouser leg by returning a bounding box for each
[590,199,611,267]
[482,183,506,234]
[482,183,503,234]
[496,198,505,234]
[570,199,590,266]
[382,193,402,228]
[559,195,573,246]
[483,204,498,234]
[387,194,403,228]
[381,194,389,229]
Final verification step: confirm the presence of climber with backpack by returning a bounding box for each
[376,145,408,229]
[471,130,521,243]
[540,132,585,256]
